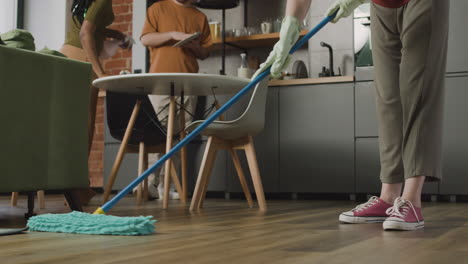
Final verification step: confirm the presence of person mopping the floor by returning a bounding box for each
[255,0,449,231]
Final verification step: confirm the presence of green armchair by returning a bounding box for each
[0,45,92,214]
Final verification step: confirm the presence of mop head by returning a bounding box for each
[27,211,156,236]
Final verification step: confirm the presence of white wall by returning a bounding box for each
[132,0,148,73]
[23,0,71,50]
[0,0,18,33]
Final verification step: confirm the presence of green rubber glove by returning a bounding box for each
[326,0,369,23]
[252,16,301,79]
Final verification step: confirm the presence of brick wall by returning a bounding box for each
[89,0,133,187]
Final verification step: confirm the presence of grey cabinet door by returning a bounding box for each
[279,83,355,193]
[225,87,279,193]
[355,138,439,194]
[104,143,140,190]
[355,81,378,137]
[441,76,468,194]
[187,141,228,193]
[104,101,120,144]
[356,138,381,193]
[447,0,468,73]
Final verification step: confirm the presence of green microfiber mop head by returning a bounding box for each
[27,211,156,236]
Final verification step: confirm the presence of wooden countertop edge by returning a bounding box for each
[97,76,355,97]
[268,76,355,86]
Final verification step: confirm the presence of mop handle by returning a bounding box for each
[95,12,336,214]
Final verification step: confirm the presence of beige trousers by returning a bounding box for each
[147,95,196,187]
[371,0,449,183]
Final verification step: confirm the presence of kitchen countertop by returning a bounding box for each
[268,76,355,87]
[98,75,356,97]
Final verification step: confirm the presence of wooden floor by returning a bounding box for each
[1,195,468,264]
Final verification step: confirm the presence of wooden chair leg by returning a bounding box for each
[169,160,186,204]
[163,95,176,209]
[198,166,214,209]
[102,100,141,202]
[244,137,267,211]
[136,142,145,205]
[11,192,18,207]
[190,137,218,211]
[179,93,188,202]
[37,190,45,209]
[229,148,254,208]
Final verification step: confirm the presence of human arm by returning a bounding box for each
[182,38,210,60]
[140,31,193,48]
[103,28,126,41]
[252,0,308,79]
[325,0,369,23]
[286,0,313,21]
[79,20,107,77]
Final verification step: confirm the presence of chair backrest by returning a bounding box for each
[229,78,270,136]
[106,92,167,146]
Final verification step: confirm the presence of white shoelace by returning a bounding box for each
[385,197,421,223]
[353,196,379,212]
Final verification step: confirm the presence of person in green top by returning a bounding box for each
[60,0,131,205]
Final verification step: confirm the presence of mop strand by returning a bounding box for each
[26,12,336,236]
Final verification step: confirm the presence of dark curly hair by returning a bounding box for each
[71,0,95,24]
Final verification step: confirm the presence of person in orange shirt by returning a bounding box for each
[137,0,212,199]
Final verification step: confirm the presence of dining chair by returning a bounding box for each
[102,91,186,205]
[187,79,269,211]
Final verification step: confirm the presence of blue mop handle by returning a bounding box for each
[96,12,336,214]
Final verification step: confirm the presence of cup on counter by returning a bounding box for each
[209,21,221,40]
[273,17,282,32]
[261,21,273,34]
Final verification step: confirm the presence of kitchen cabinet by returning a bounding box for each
[440,75,468,194]
[187,141,228,192]
[356,138,381,194]
[355,81,378,137]
[103,143,140,190]
[447,0,468,73]
[278,83,355,193]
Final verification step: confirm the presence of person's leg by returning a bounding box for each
[132,152,161,199]
[380,183,402,204]
[398,0,449,200]
[148,95,183,199]
[339,3,405,224]
[401,176,425,208]
[383,0,449,231]
[371,3,406,202]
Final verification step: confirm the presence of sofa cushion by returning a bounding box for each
[38,47,67,58]
[0,29,35,51]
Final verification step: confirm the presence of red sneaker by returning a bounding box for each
[339,196,392,224]
[383,197,424,231]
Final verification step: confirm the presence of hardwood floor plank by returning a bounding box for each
[1,195,468,264]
